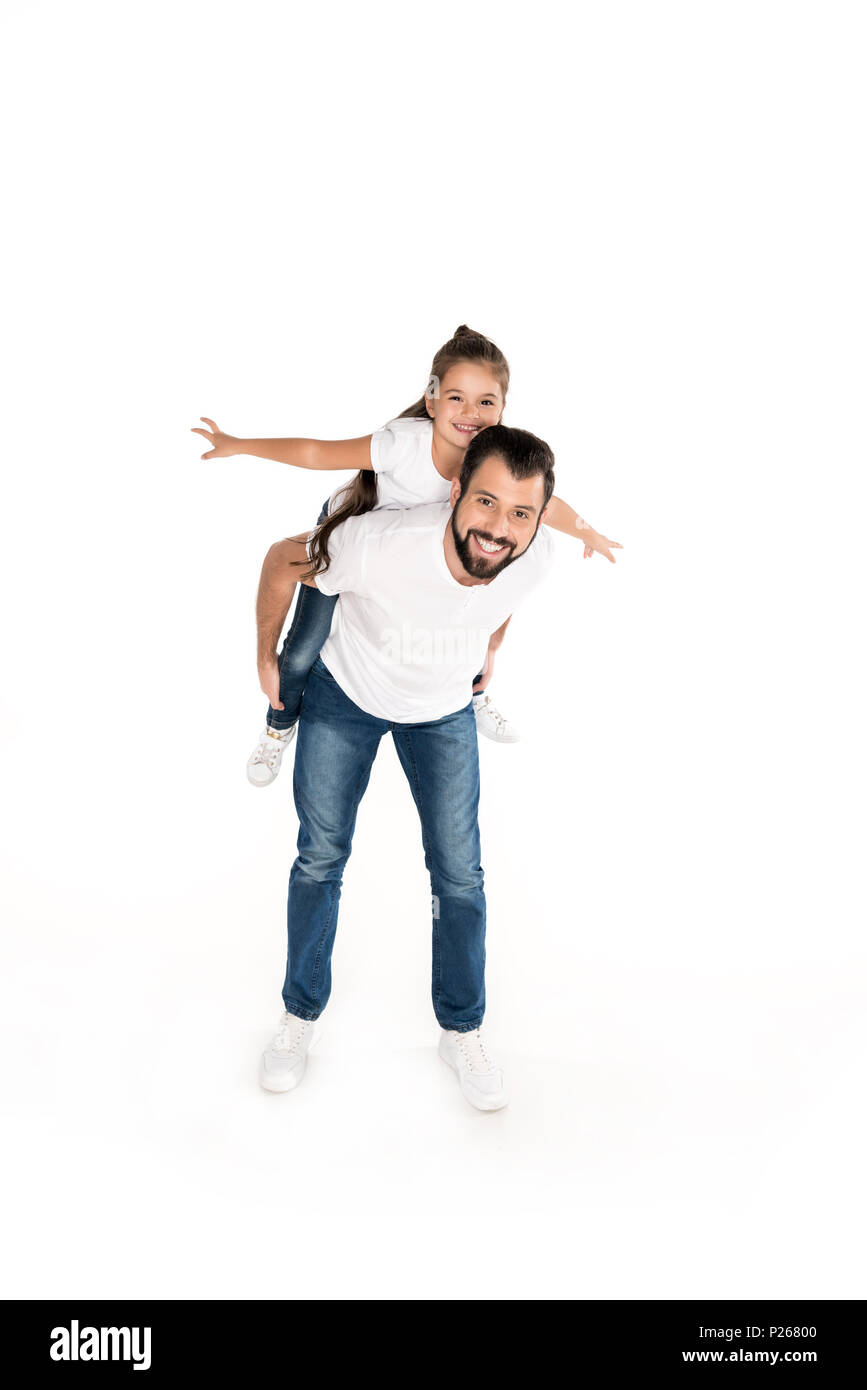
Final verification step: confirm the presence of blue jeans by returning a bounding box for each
[266,500,337,731]
[266,498,486,731]
[281,656,486,1032]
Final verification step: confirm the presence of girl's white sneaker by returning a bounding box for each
[438,1026,510,1111]
[259,1011,319,1092]
[246,725,296,786]
[472,694,520,744]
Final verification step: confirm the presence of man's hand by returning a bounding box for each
[580,527,624,563]
[472,644,496,693]
[191,417,240,459]
[258,654,284,710]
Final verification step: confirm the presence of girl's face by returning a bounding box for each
[426,361,505,450]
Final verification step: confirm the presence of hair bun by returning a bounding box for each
[454,324,472,338]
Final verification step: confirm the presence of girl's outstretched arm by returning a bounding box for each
[543,495,624,563]
[192,417,373,471]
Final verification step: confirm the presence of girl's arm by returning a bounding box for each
[192,417,373,471]
[543,494,623,563]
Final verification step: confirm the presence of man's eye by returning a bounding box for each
[515,512,529,520]
[479,497,492,506]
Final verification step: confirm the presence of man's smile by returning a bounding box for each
[468,530,512,559]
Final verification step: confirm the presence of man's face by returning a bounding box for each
[449,455,549,580]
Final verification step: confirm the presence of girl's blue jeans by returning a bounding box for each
[265,498,486,731]
[282,655,486,1032]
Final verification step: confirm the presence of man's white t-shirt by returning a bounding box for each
[327,416,449,514]
[307,502,554,723]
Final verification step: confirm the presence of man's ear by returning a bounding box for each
[449,477,462,507]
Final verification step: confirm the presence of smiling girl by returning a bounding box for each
[191,325,622,785]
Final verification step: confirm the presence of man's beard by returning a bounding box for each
[450,503,538,580]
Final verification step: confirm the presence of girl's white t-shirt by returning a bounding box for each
[327,416,449,514]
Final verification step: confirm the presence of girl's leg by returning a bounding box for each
[267,585,338,730]
[265,495,336,732]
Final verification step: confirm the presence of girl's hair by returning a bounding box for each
[297,325,510,579]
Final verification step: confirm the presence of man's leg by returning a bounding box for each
[282,657,387,1020]
[392,701,485,1033]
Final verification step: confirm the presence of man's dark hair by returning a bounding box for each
[458,424,555,510]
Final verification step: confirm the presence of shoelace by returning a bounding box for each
[476,696,508,735]
[251,737,284,769]
[272,1014,310,1054]
[455,1027,495,1074]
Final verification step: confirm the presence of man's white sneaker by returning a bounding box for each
[472,693,520,744]
[438,1026,510,1111]
[259,1010,318,1093]
[246,725,296,786]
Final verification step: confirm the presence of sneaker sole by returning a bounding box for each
[475,729,520,744]
[247,770,279,786]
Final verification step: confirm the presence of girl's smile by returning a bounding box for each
[427,362,505,476]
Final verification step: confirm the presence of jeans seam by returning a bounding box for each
[307,754,372,1006]
[401,732,442,1013]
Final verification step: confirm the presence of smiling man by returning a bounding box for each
[256,424,556,1110]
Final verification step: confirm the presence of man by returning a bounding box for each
[256,424,556,1110]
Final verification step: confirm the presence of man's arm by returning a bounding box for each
[256,533,317,708]
[472,616,513,694]
[544,494,623,563]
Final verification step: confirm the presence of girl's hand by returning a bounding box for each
[191,417,240,459]
[581,528,623,563]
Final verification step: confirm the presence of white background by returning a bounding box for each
[1,0,865,1300]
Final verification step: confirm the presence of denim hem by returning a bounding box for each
[267,717,299,731]
[281,1002,319,1023]
[437,1018,484,1034]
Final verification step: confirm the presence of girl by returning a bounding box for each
[191,325,622,785]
